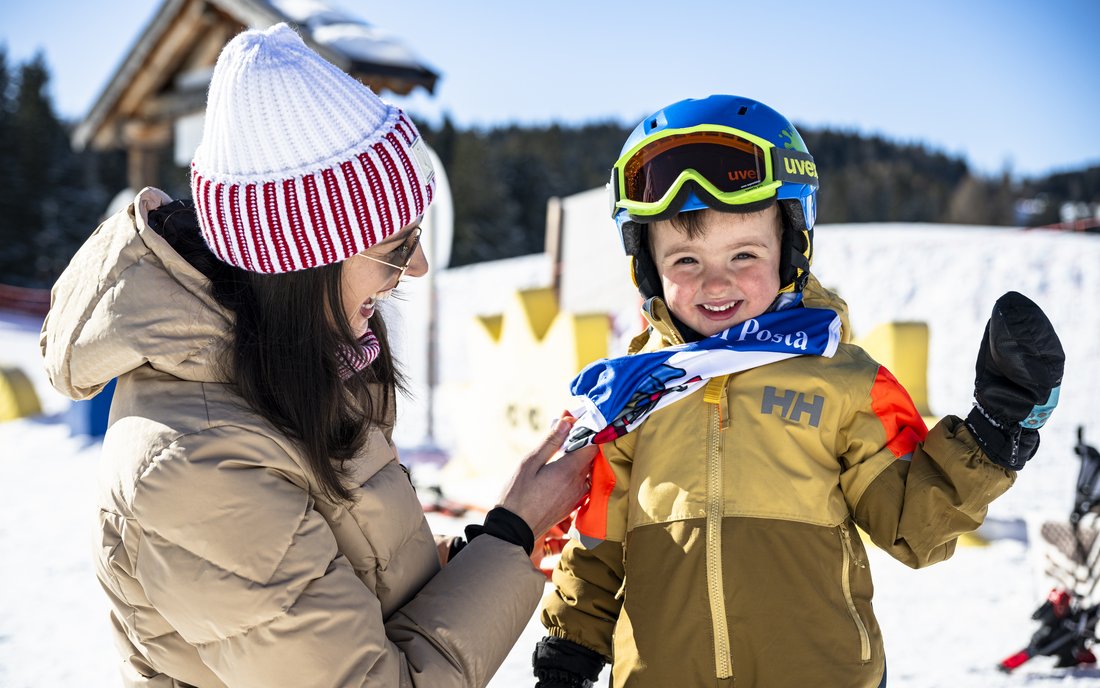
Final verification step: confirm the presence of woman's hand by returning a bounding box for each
[434,535,459,567]
[499,415,597,540]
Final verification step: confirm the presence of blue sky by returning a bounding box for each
[2,0,1098,178]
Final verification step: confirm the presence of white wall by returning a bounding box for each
[387,252,552,453]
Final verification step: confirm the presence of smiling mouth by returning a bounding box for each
[358,290,395,319]
[699,301,739,314]
[695,301,739,321]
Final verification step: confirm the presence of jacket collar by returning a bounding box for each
[628,297,685,354]
[41,188,233,400]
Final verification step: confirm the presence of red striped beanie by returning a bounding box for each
[190,23,436,273]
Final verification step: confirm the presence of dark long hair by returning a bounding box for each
[148,200,403,501]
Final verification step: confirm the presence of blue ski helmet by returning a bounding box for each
[610,95,818,299]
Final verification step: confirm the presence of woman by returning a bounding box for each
[40,24,593,687]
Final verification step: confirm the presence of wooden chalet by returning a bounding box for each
[72,0,439,191]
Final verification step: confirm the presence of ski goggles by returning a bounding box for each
[609,124,819,221]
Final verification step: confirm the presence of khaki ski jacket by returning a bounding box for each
[41,188,544,687]
[541,280,1015,688]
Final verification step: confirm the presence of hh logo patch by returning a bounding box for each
[761,386,824,427]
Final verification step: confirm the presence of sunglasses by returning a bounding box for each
[359,226,423,280]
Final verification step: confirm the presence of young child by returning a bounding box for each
[533,95,1065,688]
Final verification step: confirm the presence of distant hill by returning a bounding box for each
[1,40,1096,288]
[415,117,1099,267]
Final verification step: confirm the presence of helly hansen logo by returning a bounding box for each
[761,386,824,427]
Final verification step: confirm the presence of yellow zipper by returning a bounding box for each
[703,376,732,680]
[839,522,872,662]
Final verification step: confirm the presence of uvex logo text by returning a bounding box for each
[727,169,758,181]
[783,158,818,179]
[761,386,824,427]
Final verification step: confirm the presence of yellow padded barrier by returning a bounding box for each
[853,321,937,426]
[0,366,43,421]
[442,287,609,497]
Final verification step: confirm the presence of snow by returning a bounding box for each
[0,419,116,687]
[3,223,1100,686]
[268,0,437,72]
[811,224,1100,527]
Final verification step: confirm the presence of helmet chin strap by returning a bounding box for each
[776,200,812,294]
[629,229,664,301]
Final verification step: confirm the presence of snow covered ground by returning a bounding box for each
[1,407,1097,686]
[4,222,1100,686]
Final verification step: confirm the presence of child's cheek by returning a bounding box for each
[661,282,694,323]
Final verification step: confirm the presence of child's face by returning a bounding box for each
[649,206,782,337]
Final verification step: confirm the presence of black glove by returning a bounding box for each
[533,636,604,688]
[965,291,1064,470]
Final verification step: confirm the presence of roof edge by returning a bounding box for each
[73,0,193,150]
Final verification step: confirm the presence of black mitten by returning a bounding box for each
[533,636,605,688]
[965,292,1064,470]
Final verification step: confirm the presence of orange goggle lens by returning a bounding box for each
[620,131,769,204]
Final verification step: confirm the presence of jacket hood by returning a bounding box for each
[630,273,852,354]
[41,188,233,400]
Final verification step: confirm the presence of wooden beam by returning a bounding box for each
[123,118,173,188]
[122,120,173,147]
[77,0,438,152]
[74,0,190,150]
[127,146,162,191]
[140,86,209,121]
[116,0,213,120]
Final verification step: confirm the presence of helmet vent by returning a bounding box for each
[738,106,748,115]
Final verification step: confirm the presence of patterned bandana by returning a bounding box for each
[563,306,842,451]
[339,329,382,380]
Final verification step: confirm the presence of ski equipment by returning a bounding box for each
[998,426,1100,672]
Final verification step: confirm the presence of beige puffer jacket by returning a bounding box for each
[41,188,543,687]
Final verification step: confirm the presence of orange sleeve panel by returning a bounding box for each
[870,366,928,458]
[574,448,615,541]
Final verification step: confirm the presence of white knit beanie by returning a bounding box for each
[190,23,435,273]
